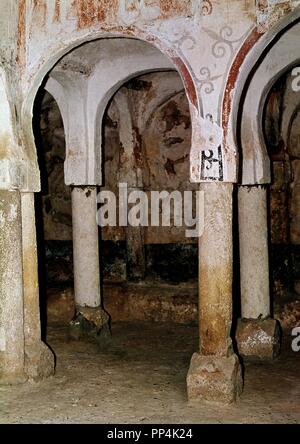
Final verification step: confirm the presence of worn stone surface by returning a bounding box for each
[199,183,233,357]
[270,163,290,245]
[44,240,199,286]
[47,287,75,324]
[236,318,281,360]
[21,192,55,381]
[0,191,26,384]
[0,191,54,384]
[69,306,110,341]
[1,322,300,424]
[24,342,55,381]
[238,186,270,319]
[71,187,101,308]
[187,353,243,404]
[276,300,300,331]
[47,284,198,325]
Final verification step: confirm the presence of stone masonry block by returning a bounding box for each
[187,353,243,404]
[236,318,281,360]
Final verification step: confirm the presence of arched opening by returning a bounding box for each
[4,0,300,421]
[33,89,71,335]
[233,15,300,360]
[100,71,198,320]
[263,68,300,329]
[32,37,199,382]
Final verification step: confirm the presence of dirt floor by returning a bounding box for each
[0,321,299,424]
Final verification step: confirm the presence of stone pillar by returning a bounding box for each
[236,185,280,360]
[115,92,146,282]
[70,186,109,339]
[187,183,242,404]
[0,191,26,383]
[126,216,146,281]
[21,193,54,380]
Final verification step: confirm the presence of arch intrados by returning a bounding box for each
[237,18,300,184]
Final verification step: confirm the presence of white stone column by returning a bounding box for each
[187,183,242,404]
[71,186,101,308]
[21,192,54,380]
[70,186,109,339]
[0,191,26,383]
[236,185,280,360]
[238,185,270,318]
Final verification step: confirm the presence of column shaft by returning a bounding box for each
[71,186,101,308]
[187,182,242,403]
[199,182,233,356]
[22,193,41,348]
[21,192,54,379]
[0,190,26,382]
[236,185,280,360]
[238,185,270,318]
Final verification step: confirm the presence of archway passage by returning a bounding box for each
[3,1,300,420]
[232,16,300,362]
[36,71,200,327]
[33,37,202,336]
[30,32,206,401]
[99,71,199,323]
[29,33,243,406]
[263,69,300,328]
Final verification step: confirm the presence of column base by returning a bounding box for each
[25,342,55,381]
[0,371,28,385]
[187,353,243,404]
[0,343,55,385]
[236,318,281,360]
[69,306,110,342]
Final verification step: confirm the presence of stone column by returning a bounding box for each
[70,186,109,339]
[236,185,280,360]
[21,192,54,380]
[126,207,146,281]
[0,191,26,383]
[187,183,242,404]
[115,92,146,281]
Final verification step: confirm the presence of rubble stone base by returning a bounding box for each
[187,353,243,404]
[69,306,111,343]
[236,318,281,360]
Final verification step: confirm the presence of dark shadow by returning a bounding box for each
[262,74,295,312]
[32,86,49,341]
[231,183,242,356]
